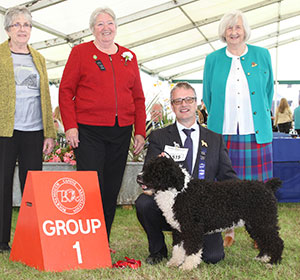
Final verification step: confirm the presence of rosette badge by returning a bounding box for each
[121,51,133,65]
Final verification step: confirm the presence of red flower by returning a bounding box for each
[43,140,76,166]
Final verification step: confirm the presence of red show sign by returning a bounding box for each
[10,171,111,271]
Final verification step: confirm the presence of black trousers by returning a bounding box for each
[135,193,225,264]
[278,122,292,134]
[75,120,132,240]
[0,130,43,243]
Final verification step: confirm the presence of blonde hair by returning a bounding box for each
[53,106,62,123]
[277,98,290,114]
[197,108,204,124]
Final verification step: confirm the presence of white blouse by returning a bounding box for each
[222,46,255,135]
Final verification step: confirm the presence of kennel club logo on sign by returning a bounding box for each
[52,177,85,215]
[10,171,112,271]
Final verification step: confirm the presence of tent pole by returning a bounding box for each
[274,1,281,109]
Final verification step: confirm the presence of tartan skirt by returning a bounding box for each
[223,134,273,182]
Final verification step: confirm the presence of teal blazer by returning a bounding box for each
[203,45,274,144]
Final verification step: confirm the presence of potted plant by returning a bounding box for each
[119,97,174,204]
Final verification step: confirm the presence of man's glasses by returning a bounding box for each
[9,23,32,30]
[171,96,196,105]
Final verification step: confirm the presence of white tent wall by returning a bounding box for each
[1,0,299,116]
[0,13,6,42]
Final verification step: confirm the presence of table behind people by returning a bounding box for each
[135,82,237,265]
[272,132,300,202]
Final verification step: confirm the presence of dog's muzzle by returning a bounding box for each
[136,173,148,190]
[136,173,154,195]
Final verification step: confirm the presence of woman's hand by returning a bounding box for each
[65,128,80,148]
[133,134,145,155]
[43,138,54,154]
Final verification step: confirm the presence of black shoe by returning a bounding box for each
[146,252,167,265]
[0,243,11,253]
[146,248,167,265]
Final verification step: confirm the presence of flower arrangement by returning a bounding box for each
[43,138,76,166]
[121,51,133,65]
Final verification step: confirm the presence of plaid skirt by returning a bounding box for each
[223,134,273,182]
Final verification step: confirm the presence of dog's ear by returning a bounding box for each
[142,157,186,192]
[158,157,186,191]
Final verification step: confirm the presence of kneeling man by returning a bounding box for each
[135,82,237,265]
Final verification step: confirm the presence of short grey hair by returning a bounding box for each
[170,82,197,101]
[89,7,117,33]
[218,10,251,43]
[4,6,32,31]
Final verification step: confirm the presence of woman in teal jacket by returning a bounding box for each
[203,10,274,247]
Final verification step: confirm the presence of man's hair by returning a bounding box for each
[151,103,163,112]
[170,82,196,100]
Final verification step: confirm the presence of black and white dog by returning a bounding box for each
[137,156,284,270]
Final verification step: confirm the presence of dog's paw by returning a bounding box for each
[266,263,273,269]
[179,255,201,271]
[179,261,198,271]
[168,243,186,267]
[254,255,271,263]
[167,258,181,267]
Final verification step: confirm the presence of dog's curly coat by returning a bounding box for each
[137,156,284,270]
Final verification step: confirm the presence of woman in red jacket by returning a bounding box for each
[59,7,146,240]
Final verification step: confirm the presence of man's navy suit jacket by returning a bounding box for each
[145,122,237,181]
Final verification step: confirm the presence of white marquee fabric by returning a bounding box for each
[0,0,300,84]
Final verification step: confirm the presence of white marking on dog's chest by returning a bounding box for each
[155,190,181,232]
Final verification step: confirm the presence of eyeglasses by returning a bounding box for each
[171,96,196,105]
[9,23,32,30]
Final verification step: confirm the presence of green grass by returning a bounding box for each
[1,203,300,279]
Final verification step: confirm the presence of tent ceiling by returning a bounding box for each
[1,0,300,83]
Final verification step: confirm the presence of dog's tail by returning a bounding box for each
[265,178,282,193]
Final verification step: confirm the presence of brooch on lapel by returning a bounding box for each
[251,62,258,67]
[93,54,105,71]
[201,140,208,147]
